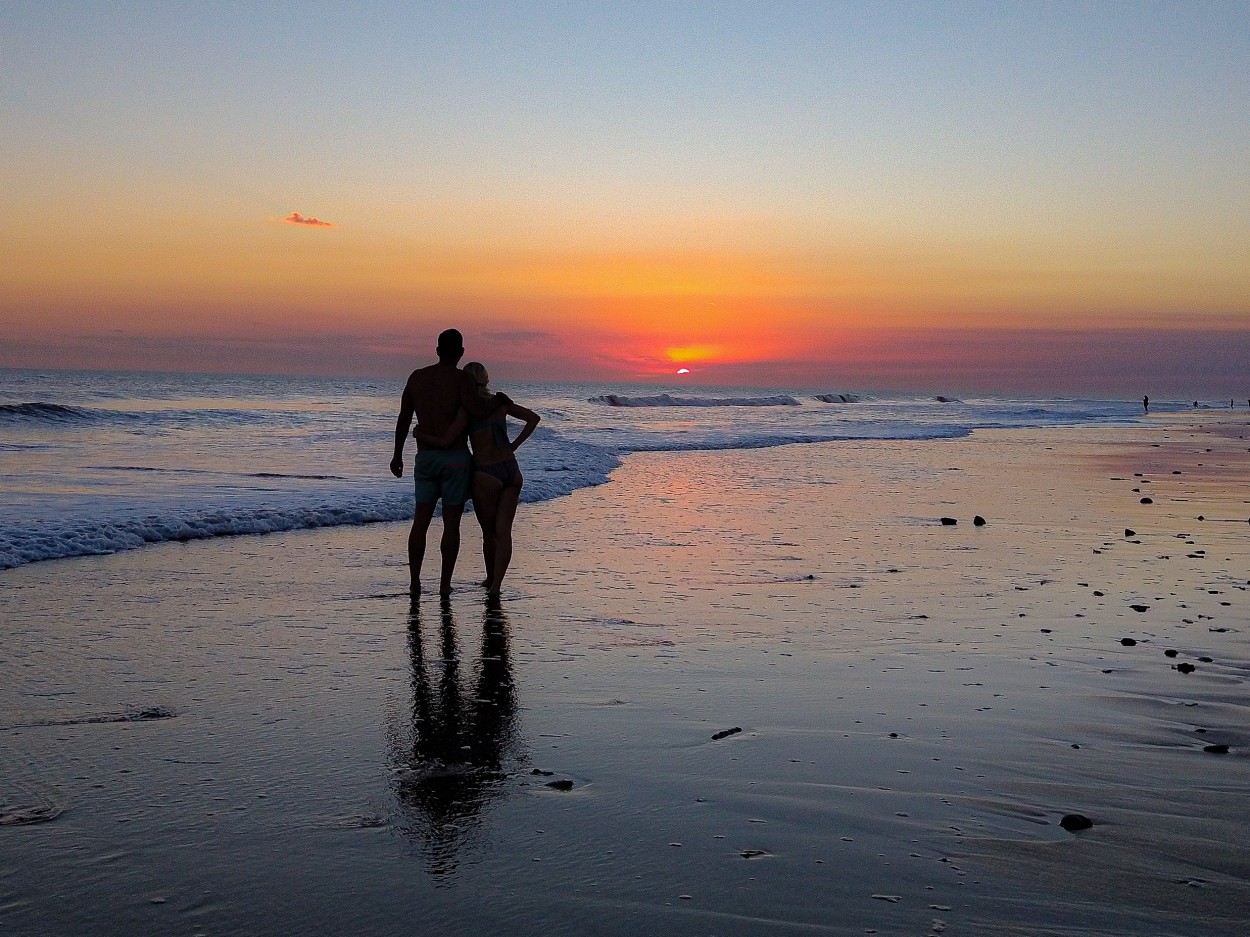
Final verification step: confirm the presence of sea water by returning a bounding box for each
[0,368,1161,570]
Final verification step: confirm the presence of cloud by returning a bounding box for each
[282,211,334,227]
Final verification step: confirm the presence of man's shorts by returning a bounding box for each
[413,449,471,507]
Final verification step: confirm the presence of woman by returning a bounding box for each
[418,362,540,595]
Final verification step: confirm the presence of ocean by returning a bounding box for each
[0,368,1162,571]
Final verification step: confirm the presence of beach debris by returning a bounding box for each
[940,517,958,525]
[1141,497,1153,504]
[1203,744,1230,754]
[1198,656,1213,662]
[1130,604,1150,612]
[1176,663,1196,674]
[1165,649,1178,657]
[711,726,743,741]
[1059,813,1093,831]
[973,515,986,526]
[740,849,770,859]
[530,768,554,776]
[871,894,902,903]
[1124,528,1136,537]
[1197,515,1205,520]
[1120,638,1137,646]
[545,778,574,791]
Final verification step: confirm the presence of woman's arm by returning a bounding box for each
[505,403,541,452]
[414,407,467,448]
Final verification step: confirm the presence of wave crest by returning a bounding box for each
[0,402,98,423]
[589,393,800,408]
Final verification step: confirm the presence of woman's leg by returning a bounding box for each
[488,478,523,595]
[473,471,503,587]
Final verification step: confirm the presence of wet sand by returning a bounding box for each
[2,413,1248,936]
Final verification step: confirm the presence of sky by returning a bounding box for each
[2,1,1248,394]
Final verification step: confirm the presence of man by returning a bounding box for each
[390,328,478,596]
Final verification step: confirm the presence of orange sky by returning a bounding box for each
[2,4,1248,391]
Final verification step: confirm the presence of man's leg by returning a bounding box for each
[409,502,437,595]
[439,504,464,597]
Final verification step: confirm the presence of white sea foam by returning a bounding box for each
[0,421,617,571]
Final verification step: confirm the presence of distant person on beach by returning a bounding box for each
[390,328,479,597]
[1143,395,1149,414]
[418,362,540,596]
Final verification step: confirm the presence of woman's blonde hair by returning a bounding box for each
[463,361,493,399]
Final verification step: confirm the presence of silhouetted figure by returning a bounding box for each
[417,362,541,596]
[390,598,520,878]
[390,329,479,596]
[1143,395,1149,414]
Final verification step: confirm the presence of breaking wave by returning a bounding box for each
[589,393,800,408]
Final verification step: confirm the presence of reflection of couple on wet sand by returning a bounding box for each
[390,328,540,596]
[389,598,518,877]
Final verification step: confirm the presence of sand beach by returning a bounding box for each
[2,413,1248,936]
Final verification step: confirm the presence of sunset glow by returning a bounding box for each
[1,3,1247,393]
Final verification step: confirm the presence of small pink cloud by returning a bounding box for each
[283,211,334,227]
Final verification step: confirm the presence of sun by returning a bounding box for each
[676,368,690,375]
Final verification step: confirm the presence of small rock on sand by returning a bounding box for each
[1164,649,1178,657]
[1176,663,1196,674]
[940,517,957,525]
[1203,744,1230,754]
[1120,638,1137,646]
[1124,528,1136,537]
[545,779,574,791]
[1130,604,1150,612]
[1141,497,1153,504]
[1060,814,1093,831]
[973,515,986,526]
[711,726,743,740]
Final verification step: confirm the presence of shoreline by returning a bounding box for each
[2,414,1248,935]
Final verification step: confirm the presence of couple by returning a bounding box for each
[389,329,540,597]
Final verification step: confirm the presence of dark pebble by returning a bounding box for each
[545,779,575,791]
[1124,528,1136,537]
[1203,744,1230,754]
[531,768,554,776]
[1120,638,1137,646]
[973,515,986,526]
[1198,656,1213,663]
[1130,604,1150,612]
[940,517,957,525]
[1198,515,1205,521]
[1176,663,1196,674]
[1164,649,1178,657]
[1141,497,1153,504]
[1093,590,1105,596]
[1060,814,1093,831]
[711,727,742,741]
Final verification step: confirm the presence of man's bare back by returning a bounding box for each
[401,363,476,452]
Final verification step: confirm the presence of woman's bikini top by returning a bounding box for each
[468,394,511,447]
